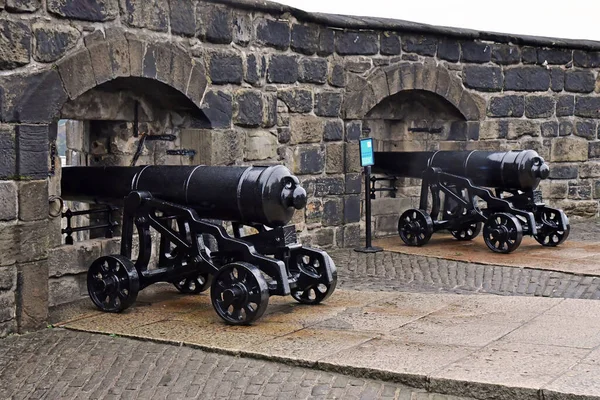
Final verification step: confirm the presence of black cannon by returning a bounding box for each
[373,150,570,253]
[62,165,337,325]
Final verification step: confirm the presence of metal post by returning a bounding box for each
[355,165,382,253]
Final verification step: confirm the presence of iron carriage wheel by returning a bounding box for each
[173,273,212,294]
[450,222,482,241]
[87,255,140,313]
[534,209,570,247]
[210,262,269,325]
[288,250,337,305]
[398,209,434,246]
[483,213,523,254]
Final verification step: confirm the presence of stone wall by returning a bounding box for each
[0,0,599,335]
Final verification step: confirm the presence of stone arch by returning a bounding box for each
[343,61,485,121]
[6,27,208,126]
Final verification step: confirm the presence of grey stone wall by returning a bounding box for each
[0,0,599,335]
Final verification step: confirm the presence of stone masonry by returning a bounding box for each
[0,0,599,335]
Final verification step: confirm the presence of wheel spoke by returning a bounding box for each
[217,294,235,310]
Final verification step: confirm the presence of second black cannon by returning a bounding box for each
[372,150,570,253]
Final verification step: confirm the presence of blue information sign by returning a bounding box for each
[359,138,374,167]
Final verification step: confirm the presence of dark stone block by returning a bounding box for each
[267,55,298,84]
[245,54,259,85]
[202,90,232,129]
[504,67,550,91]
[437,39,460,62]
[33,26,79,63]
[525,96,554,119]
[559,120,573,137]
[315,92,342,117]
[277,127,290,144]
[120,0,168,32]
[232,12,251,46]
[47,0,117,21]
[537,48,572,65]
[568,184,592,200]
[345,60,371,74]
[329,63,345,88]
[298,146,325,175]
[346,121,361,142]
[314,228,334,247]
[291,24,318,55]
[575,97,600,118]
[521,47,537,64]
[402,54,419,61]
[488,95,524,117]
[549,165,578,179]
[169,0,195,37]
[573,50,600,68]
[575,120,597,140]
[491,44,520,65]
[278,88,312,114]
[208,52,243,84]
[551,68,564,92]
[345,173,361,194]
[256,18,290,50]
[318,28,334,56]
[264,93,277,128]
[496,120,509,139]
[344,195,361,224]
[460,41,491,63]
[540,121,558,138]
[0,125,16,179]
[142,43,157,78]
[324,120,343,141]
[234,90,263,127]
[315,176,344,196]
[0,70,67,123]
[564,70,595,93]
[380,32,400,55]
[16,125,47,179]
[589,142,600,158]
[556,95,575,117]
[322,198,343,226]
[467,122,480,140]
[463,66,503,91]
[299,58,327,84]
[203,5,233,44]
[402,34,437,56]
[0,20,31,70]
[6,0,39,12]
[343,224,360,248]
[335,31,378,55]
[448,121,468,140]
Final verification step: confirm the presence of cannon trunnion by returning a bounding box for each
[62,165,337,325]
[373,150,569,254]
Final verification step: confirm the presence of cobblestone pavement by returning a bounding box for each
[331,249,600,299]
[0,329,474,400]
[330,218,600,299]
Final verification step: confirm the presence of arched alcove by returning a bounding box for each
[364,89,467,152]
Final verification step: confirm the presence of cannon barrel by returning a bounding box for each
[61,165,307,227]
[373,150,550,191]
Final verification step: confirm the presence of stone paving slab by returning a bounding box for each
[374,235,600,276]
[57,287,600,400]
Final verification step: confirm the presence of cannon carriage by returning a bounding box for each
[61,165,337,325]
[373,150,570,254]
